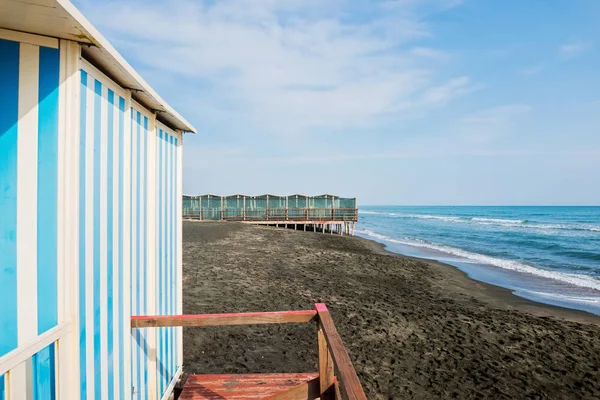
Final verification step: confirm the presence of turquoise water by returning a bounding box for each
[357,206,600,315]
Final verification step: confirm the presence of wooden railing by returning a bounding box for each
[182,208,359,222]
[131,303,367,400]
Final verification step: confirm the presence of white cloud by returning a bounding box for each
[460,104,532,125]
[520,64,545,75]
[559,40,593,57]
[456,104,532,143]
[76,0,474,133]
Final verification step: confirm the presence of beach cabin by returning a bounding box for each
[1,2,367,399]
[0,0,194,399]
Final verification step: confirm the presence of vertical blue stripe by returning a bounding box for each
[0,38,19,357]
[174,137,178,371]
[93,79,102,400]
[143,117,149,399]
[165,134,171,380]
[118,96,126,400]
[170,135,176,377]
[0,374,4,400]
[166,135,170,377]
[129,108,134,398]
[158,129,164,395]
[135,111,141,400]
[33,345,56,400]
[37,46,60,335]
[171,135,176,378]
[107,90,115,398]
[78,69,88,399]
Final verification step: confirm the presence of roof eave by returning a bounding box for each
[57,0,197,134]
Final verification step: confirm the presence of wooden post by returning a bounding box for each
[199,196,202,220]
[315,303,367,400]
[221,196,224,220]
[318,323,335,400]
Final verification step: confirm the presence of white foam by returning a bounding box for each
[356,229,600,292]
[523,291,600,304]
[359,210,600,233]
[472,217,526,224]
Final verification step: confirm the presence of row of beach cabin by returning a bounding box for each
[183,194,358,222]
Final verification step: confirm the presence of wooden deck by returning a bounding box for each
[179,373,320,399]
[131,304,367,400]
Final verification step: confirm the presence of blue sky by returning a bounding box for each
[75,0,600,205]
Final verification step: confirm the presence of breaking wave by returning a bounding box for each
[356,229,600,292]
[359,210,600,233]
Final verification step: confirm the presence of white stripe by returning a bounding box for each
[139,115,145,400]
[122,92,132,400]
[100,84,109,400]
[166,135,171,314]
[8,359,33,400]
[149,117,157,399]
[130,110,138,399]
[56,39,67,400]
[177,131,183,367]
[61,40,82,400]
[160,130,167,390]
[112,98,121,400]
[85,72,95,397]
[16,43,39,347]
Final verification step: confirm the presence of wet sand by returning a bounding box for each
[181,221,600,399]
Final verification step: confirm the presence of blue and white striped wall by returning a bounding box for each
[0,30,184,400]
[78,64,131,400]
[0,35,61,400]
[156,125,181,397]
[78,62,183,400]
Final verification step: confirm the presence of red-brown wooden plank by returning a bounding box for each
[131,310,317,328]
[180,373,319,400]
[318,325,335,400]
[314,303,367,400]
[264,377,320,400]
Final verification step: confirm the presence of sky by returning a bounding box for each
[74,0,600,205]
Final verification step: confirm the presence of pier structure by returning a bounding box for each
[183,194,359,235]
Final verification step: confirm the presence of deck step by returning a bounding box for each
[179,372,320,399]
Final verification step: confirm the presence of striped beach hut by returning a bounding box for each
[0,1,195,399]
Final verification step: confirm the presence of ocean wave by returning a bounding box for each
[523,291,600,304]
[356,229,600,292]
[472,217,526,224]
[359,211,600,232]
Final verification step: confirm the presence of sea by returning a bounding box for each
[356,206,600,315]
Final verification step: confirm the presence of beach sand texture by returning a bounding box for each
[181,221,600,399]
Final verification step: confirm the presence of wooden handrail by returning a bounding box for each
[315,303,367,400]
[131,309,317,328]
[131,304,367,399]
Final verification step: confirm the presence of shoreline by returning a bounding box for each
[182,221,600,398]
[354,234,600,325]
[356,207,600,316]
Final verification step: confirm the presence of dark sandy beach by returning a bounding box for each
[181,221,600,399]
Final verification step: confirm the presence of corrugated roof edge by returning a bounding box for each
[58,0,197,134]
